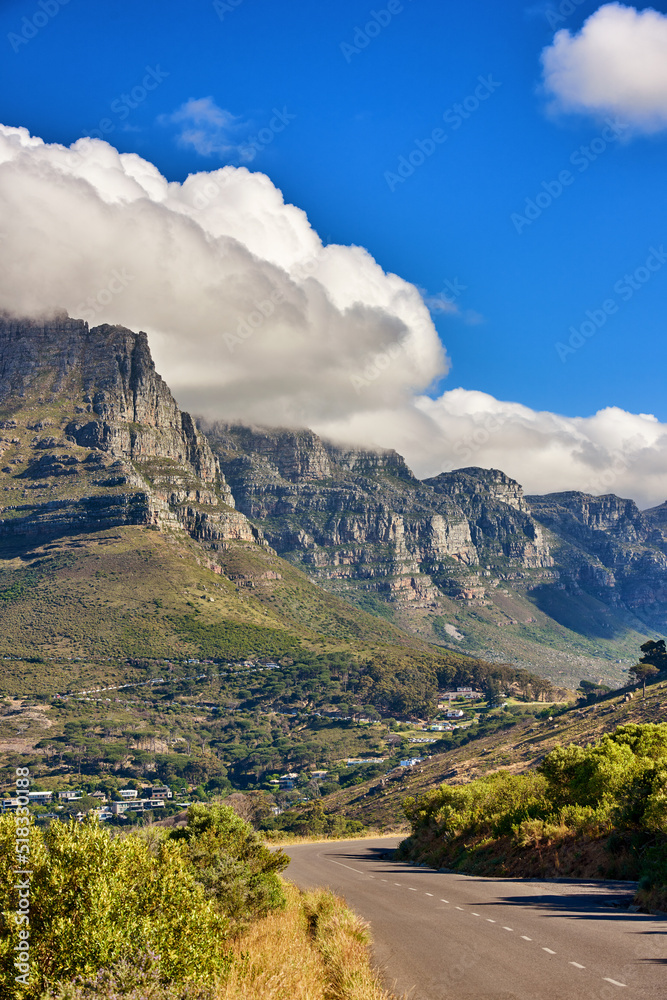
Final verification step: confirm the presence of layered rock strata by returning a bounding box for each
[0,315,258,545]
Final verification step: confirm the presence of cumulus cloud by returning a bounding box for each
[541,3,667,132]
[0,123,446,426]
[317,391,667,509]
[0,123,665,508]
[159,96,255,161]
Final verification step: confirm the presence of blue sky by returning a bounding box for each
[1,0,667,503]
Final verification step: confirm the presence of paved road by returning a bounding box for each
[285,837,665,1000]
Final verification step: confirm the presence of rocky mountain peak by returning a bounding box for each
[427,467,527,512]
[0,315,259,545]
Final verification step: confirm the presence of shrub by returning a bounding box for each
[0,803,289,999]
[167,802,289,922]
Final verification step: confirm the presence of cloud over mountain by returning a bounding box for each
[0,123,666,507]
[541,3,667,132]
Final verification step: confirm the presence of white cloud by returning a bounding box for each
[0,123,446,428]
[541,3,667,132]
[316,391,667,509]
[160,97,254,161]
[0,124,665,508]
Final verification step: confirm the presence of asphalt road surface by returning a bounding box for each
[285,837,665,1000]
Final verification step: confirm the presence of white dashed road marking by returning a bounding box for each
[328,860,366,876]
[324,860,637,993]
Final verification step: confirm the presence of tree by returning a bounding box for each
[483,677,503,709]
[629,662,659,699]
[639,639,667,673]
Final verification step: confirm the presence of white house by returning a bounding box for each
[27,790,53,804]
[119,788,138,800]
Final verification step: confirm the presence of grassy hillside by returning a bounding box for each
[392,583,652,691]
[2,523,554,799]
[311,679,667,830]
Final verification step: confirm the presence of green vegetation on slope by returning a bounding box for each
[398,723,667,911]
[0,803,392,1000]
[0,803,287,999]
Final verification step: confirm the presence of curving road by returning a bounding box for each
[285,837,666,1000]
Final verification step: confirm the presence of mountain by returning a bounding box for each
[0,312,661,808]
[0,314,663,691]
[0,313,255,544]
[0,313,486,709]
[201,422,666,688]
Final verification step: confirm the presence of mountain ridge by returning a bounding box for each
[0,313,663,688]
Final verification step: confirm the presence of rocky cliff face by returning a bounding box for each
[201,421,667,651]
[527,491,667,629]
[0,315,257,545]
[2,314,665,675]
[201,422,554,609]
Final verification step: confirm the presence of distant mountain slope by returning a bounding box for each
[202,422,666,687]
[0,314,663,692]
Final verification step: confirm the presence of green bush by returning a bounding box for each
[401,723,667,898]
[0,803,289,999]
[167,802,288,921]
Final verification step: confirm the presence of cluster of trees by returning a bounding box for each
[0,803,288,999]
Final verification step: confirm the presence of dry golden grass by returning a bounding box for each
[262,831,406,847]
[219,882,394,1000]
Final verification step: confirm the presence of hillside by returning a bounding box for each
[0,312,665,809]
[310,678,667,830]
[0,314,538,799]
